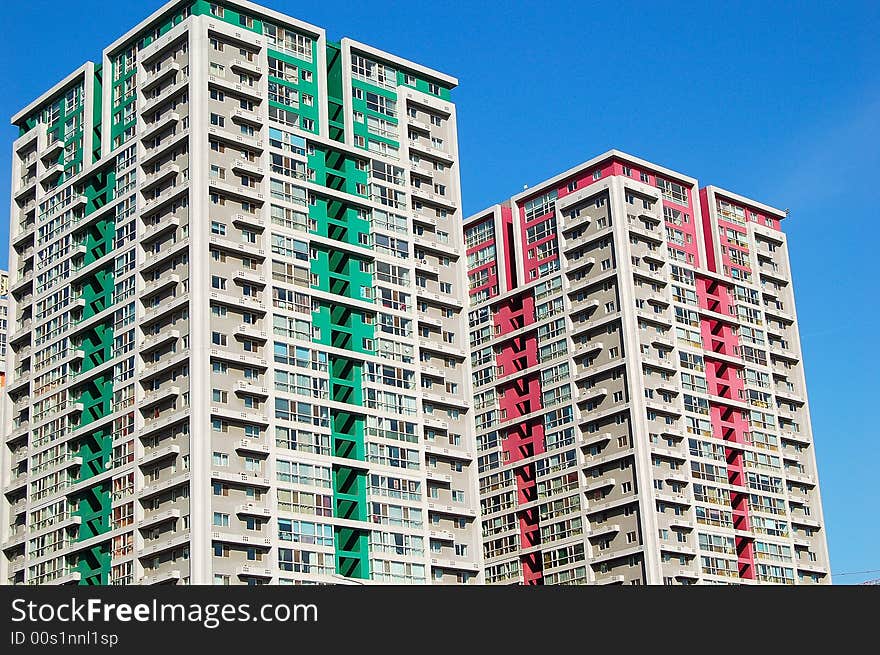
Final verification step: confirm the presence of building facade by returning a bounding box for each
[465,150,830,585]
[2,0,481,585]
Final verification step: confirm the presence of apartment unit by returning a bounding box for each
[465,150,829,585]
[2,0,481,585]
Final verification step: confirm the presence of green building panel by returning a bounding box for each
[267,48,320,136]
[325,42,345,143]
[67,166,117,585]
[350,77,399,152]
[303,139,379,579]
[92,66,103,162]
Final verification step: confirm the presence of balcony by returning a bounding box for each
[232,323,268,342]
[9,320,32,345]
[645,399,682,416]
[139,473,191,500]
[572,340,604,358]
[423,444,473,461]
[141,111,181,143]
[136,408,189,439]
[231,107,263,127]
[208,235,266,259]
[137,508,182,530]
[578,386,608,402]
[415,258,440,275]
[595,575,626,585]
[10,269,34,295]
[411,210,437,227]
[407,138,454,164]
[628,222,664,244]
[141,78,189,117]
[142,61,181,92]
[641,355,677,372]
[207,125,263,152]
[212,530,272,547]
[232,211,266,230]
[582,477,616,494]
[410,185,458,211]
[141,238,189,273]
[142,569,182,585]
[426,502,477,518]
[428,529,455,542]
[578,431,612,449]
[141,128,190,167]
[210,406,270,427]
[142,273,181,299]
[209,178,264,204]
[209,347,268,369]
[141,329,181,353]
[207,75,263,102]
[232,268,267,286]
[764,303,794,324]
[411,234,459,258]
[141,162,181,193]
[779,429,810,446]
[237,565,272,579]
[236,503,272,518]
[141,183,188,217]
[415,287,463,309]
[210,470,271,489]
[41,138,64,162]
[235,438,271,455]
[642,249,666,265]
[137,443,181,468]
[417,314,442,329]
[417,339,465,359]
[564,253,596,274]
[587,523,621,539]
[139,530,191,558]
[142,215,181,243]
[570,297,600,314]
[423,416,449,430]
[422,390,470,411]
[142,293,189,325]
[5,372,32,396]
[425,469,453,484]
[769,343,799,362]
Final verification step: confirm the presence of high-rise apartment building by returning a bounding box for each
[2,0,481,585]
[465,150,829,585]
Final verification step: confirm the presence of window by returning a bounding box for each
[265,23,313,61]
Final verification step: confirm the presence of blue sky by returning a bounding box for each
[1,0,877,583]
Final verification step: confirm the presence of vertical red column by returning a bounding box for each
[494,293,545,584]
[697,276,756,580]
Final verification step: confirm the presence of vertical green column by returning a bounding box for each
[326,42,345,143]
[70,169,116,584]
[92,66,103,163]
[309,139,373,578]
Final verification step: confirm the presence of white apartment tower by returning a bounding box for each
[465,151,830,585]
[2,0,481,585]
